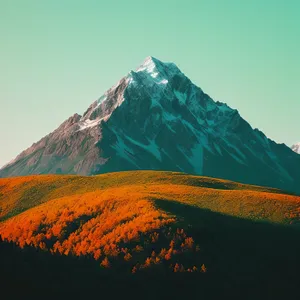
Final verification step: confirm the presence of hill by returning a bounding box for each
[1,171,300,299]
[0,170,293,221]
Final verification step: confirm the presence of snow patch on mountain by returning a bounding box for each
[135,56,179,87]
[136,56,156,73]
[158,79,168,85]
[78,118,103,131]
[96,95,107,106]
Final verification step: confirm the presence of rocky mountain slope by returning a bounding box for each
[1,57,300,194]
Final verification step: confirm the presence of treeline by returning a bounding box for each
[0,237,210,300]
[2,194,300,299]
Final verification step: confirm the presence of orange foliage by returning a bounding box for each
[100,257,111,268]
[144,257,152,267]
[2,170,298,224]
[174,263,185,273]
[134,245,144,252]
[201,264,207,273]
[94,249,102,260]
[150,232,159,243]
[169,240,175,248]
[1,170,298,274]
[181,237,194,250]
[0,187,175,260]
[164,252,172,261]
[124,253,132,261]
[159,248,167,258]
[155,257,161,264]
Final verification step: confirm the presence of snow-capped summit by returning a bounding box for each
[291,143,300,154]
[136,56,181,79]
[136,56,158,73]
[1,57,300,194]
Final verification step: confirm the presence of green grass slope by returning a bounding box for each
[0,170,286,221]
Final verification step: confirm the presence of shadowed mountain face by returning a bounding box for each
[1,57,300,193]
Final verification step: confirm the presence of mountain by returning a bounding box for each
[291,143,300,154]
[1,56,300,194]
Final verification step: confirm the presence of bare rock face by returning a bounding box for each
[1,56,300,194]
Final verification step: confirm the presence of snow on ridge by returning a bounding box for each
[151,72,159,78]
[78,118,103,131]
[79,90,126,132]
[81,74,133,127]
[136,56,156,73]
[96,95,107,107]
[136,56,179,80]
[292,142,300,147]
[158,79,168,84]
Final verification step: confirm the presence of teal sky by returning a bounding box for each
[1,0,299,167]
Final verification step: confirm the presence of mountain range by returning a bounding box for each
[1,56,300,194]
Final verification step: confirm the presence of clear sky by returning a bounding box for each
[1,0,299,167]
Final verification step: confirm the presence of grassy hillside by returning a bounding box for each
[1,171,300,299]
[0,170,287,221]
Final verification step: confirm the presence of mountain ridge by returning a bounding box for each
[1,57,300,194]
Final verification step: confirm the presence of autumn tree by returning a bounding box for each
[201,264,207,273]
[144,257,151,267]
[100,257,111,268]
[94,249,102,260]
[124,253,132,261]
[174,263,185,273]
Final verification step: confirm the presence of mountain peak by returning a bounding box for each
[2,57,300,194]
[138,55,160,66]
[142,55,157,63]
[135,56,182,82]
[136,56,162,74]
[291,143,300,154]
